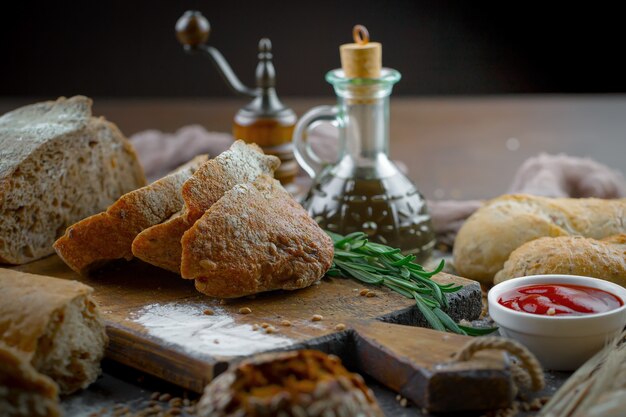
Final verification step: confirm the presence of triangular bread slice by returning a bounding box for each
[54,155,208,274]
[181,175,334,298]
[132,140,280,273]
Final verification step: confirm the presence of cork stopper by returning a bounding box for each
[340,25,382,78]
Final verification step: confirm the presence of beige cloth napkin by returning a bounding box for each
[130,125,626,246]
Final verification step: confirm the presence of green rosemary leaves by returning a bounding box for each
[326,231,496,336]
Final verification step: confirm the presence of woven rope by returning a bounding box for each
[454,337,545,392]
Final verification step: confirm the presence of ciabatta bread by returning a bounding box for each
[0,269,107,394]
[132,140,280,273]
[453,195,626,284]
[0,344,60,417]
[196,350,383,417]
[53,155,207,274]
[0,96,146,265]
[494,234,626,286]
[182,175,334,298]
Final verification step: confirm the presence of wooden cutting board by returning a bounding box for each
[8,255,512,412]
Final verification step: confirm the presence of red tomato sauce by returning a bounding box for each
[498,284,623,316]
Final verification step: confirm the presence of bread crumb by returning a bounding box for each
[203,309,214,315]
[359,289,370,296]
[252,324,260,331]
[261,322,270,328]
[158,393,171,402]
[335,323,346,331]
[265,325,277,334]
[312,314,323,321]
[280,320,292,326]
[547,307,556,315]
[150,392,160,400]
[238,307,252,314]
[366,291,377,297]
[399,398,408,407]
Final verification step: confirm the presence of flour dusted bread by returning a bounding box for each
[132,140,280,273]
[182,175,334,298]
[54,155,207,274]
[453,195,626,284]
[0,96,145,265]
[0,269,107,394]
[0,344,60,417]
[494,234,626,286]
[196,350,383,417]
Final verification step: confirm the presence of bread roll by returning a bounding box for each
[0,269,107,394]
[54,155,207,274]
[182,175,334,298]
[0,344,59,417]
[196,350,383,417]
[453,195,626,284]
[0,96,146,265]
[132,140,280,273]
[494,234,626,286]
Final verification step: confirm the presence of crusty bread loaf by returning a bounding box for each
[182,175,334,298]
[196,350,383,417]
[453,195,626,284]
[53,155,207,274]
[0,344,60,417]
[132,140,280,273]
[494,234,626,286]
[0,269,108,394]
[0,96,146,265]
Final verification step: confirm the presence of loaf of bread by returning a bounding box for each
[182,175,334,298]
[0,344,60,417]
[0,269,108,394]
[494,234,626,286]
[0,96,146,265]
[196,350,383,417]
[53,155,207,274]
[453,195,626,284]
[132,140,280,273]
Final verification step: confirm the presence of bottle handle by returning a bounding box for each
[293,105,340,178]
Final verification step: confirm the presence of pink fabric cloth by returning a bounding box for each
[130,126,626,245]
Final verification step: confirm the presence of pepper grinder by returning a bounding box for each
[175,10,298,186]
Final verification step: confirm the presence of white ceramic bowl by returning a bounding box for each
[488,274,626,371]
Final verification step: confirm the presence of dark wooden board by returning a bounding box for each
[8,255,511,412]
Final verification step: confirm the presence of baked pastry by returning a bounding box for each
[182,175,334,298]
[0,96,146,265]
[0,269,108,394]
[196,350,383,417]
[453,195,626,284]
[53,155,207,274]
[0,344,60,417]
[132,140,280,273]
[494,234,626,286]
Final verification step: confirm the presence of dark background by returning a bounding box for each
[1,0,624,98]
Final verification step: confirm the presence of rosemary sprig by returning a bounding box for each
[326,231,497,336]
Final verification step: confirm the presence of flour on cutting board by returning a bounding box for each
[132,303,294,356]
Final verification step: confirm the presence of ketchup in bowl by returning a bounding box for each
[498,284,623,316]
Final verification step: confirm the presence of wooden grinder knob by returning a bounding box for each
[340,25,382,78]
[176,10,211,47]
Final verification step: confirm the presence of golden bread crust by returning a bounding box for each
[133,141,280,273]
[453,194,626,284]
[494,234,626,286]
[54,155,207,274]
[181,175,334,298]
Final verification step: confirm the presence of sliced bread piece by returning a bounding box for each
[0,269,108,394]
[181,175,334,298]
[0,96,146,265]
[132,140,280,274]
[53,155,208,274]
[0,344,60,417]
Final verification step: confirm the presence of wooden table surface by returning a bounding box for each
[0,95,620,415]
